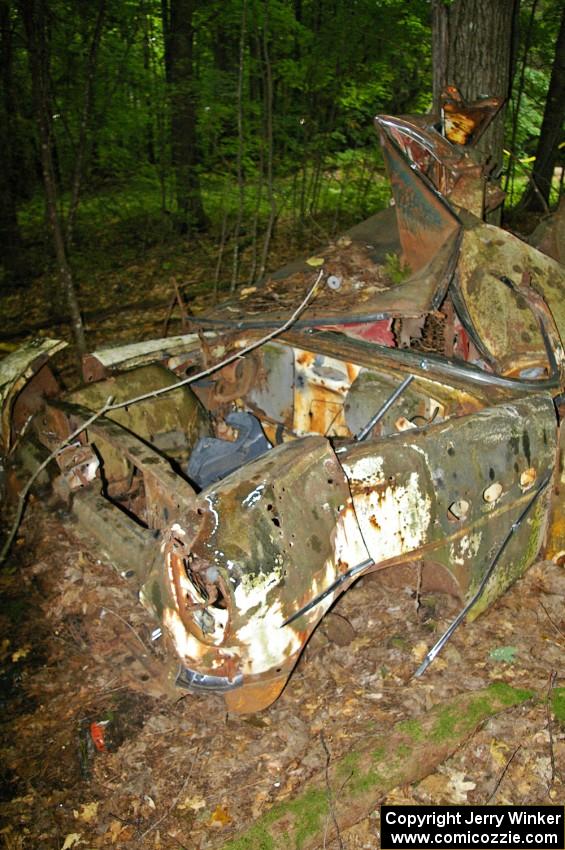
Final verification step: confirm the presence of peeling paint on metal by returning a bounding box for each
[237,600,303,676]
[234,566,284,616]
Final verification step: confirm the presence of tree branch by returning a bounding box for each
[1,271,323,562]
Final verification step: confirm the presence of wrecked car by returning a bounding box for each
[1,95,564,713]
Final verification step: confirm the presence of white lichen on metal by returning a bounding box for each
[342,454,385,484]
[234,566,284,616]
[331,503,371,569]
[242,483,265,509]
[236,600,303,675]
[162,605,213,661]
[449,531,482,566]
[342,452,432,564]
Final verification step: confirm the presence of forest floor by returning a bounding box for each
[0,215,564,849]
[0,508,563,850]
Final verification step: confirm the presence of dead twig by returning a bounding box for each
[320,731,344,850]
[162,291,178,336]
[108,268,324,412]
[100,606,150,654]
[540,600,565,641]
[139,747,200,840]
[415,560,423,614]
[163,277,191,336]
[485,744,521,804]
[7,414,34,458]
[0,397,114,566]
[546,670,557,790]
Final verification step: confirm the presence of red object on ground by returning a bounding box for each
[89,721,107,752]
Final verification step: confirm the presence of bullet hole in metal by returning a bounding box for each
[483,482,503,503]
[520,467,537,489]
[447,499,470,521]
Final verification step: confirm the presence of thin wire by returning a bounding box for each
[108,270,324,413]
[414,470,552,677]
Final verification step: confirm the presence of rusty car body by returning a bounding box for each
[2,97,564,713]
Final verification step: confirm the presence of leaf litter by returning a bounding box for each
[0,501,563,850]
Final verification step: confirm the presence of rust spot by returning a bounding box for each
[520,467,537,490]
[224,673,290,714]
[296,351,315,367]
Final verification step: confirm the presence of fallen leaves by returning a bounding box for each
[489,738,511,768]
[2,510,564,850]
[73,802,99,823]
[209,805,232,827]
[104,820,135,844]
[439,768,476,803]
[61,834,82,850]
[178,795,206,813]
[411,640,429,663]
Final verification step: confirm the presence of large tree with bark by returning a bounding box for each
[0,0,22,277]
[432,0,518,169]
[19,0,87,355]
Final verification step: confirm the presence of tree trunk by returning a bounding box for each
[432,0,518,169]
[520,6,565,212]
[257,0,277,283]
[164,0,207,234]
[65,0,106,249]
[20,0,86,357]
[0,0,23,277]
[230,0,247,293]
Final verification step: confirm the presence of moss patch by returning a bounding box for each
[431,707,459,742]
[221,684,536,850]
[335,751,360,782]
[551,687,565,725]
[486,681,534,706]
[397,718,424,742]
[222,788,329,850]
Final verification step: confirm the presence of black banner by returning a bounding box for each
[381,806,564,849]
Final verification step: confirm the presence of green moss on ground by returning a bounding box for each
[221,684,535,850]
[552,687,565,725]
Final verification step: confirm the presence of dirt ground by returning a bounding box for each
[0,501,563,850]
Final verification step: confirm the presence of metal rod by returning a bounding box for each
[355,374,415,441]
[175,318,561,394]
[282,558,373,627]
[414,469,552,678]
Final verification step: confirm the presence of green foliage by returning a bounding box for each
[384,252,411,284]
[8,0,428,287]
[488,645,519,664]
[6,0,562,286]
[552,687,565,725]
[504,0,565,208]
